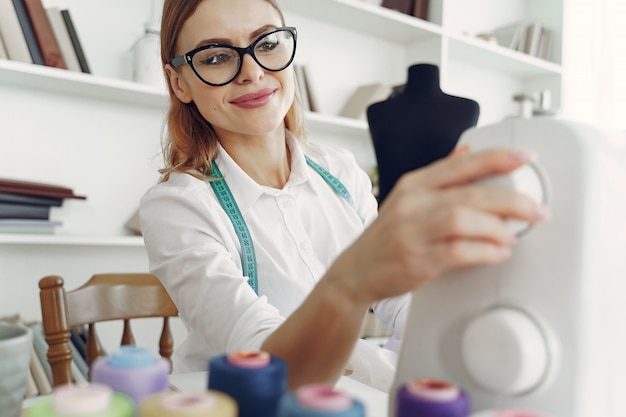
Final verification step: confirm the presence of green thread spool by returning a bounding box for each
[25,383,134,417]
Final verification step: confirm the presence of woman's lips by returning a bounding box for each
[230,88,276,109]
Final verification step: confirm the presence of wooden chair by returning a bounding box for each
[38,273,179,387]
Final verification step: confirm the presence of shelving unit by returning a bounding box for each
[1,0,564,323]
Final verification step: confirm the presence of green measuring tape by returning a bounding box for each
[209,156,354,294]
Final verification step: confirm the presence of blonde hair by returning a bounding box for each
[159,0,307,180]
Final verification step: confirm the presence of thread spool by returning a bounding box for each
[396,379,469,417]
[208,351,287,417]
[277,384,365,417]
[470,410,554,417]
[25,383,134,417]
[139,391,238,417]
[91,346,170,405]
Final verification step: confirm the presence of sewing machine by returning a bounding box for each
[392,118,626,416]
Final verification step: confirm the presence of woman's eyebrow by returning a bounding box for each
[194,25,279,48]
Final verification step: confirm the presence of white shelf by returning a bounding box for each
[0,59,169,108]
[307,112,369,137]
[447,34,562,78]
[278,0,442,43]
[0,234,145,247]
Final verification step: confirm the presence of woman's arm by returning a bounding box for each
[262,148,549,389]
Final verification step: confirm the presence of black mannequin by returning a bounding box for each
[367,64,479,203]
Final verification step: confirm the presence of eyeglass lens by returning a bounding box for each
[191,29,295,85]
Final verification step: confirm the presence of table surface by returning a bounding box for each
[169,371,390,417]
[21,372,390,417]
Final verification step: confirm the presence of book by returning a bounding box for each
[28,322,53,385]
[523,22,543,57]
[60,9,90,73]
[0,191,63,207]
[45,7,81,72]
[294,63,311,111]
[0,0,32,63]
[69,325,87,361]
[0,202,50,219]
[537,28,553,61]
[0,178,87,200]
[412,0,429,20]
[68,336,88,381]
[340,83,392,120]
[0,219,62,234]
[492,22,525,50]
[381,0,413,15]
[25,361,39,398]
[23,0,65,68]
[0,31,7,59]
[11,0,45,65]
[29,344,51,395]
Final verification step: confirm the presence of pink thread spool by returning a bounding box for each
[277,384,365,417]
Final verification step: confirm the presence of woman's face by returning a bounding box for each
[167,0,295,138]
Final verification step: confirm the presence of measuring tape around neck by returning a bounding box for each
[209,157,353,294]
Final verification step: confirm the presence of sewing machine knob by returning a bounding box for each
[462,307,549,396]
[474,161,547,237]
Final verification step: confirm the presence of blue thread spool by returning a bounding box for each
[277,384,365,417]
[208,351,287,417]
[396,379,469,417]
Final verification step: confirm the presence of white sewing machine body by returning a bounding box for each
[392,118,626,417]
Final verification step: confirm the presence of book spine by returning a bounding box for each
[294,64,311,112]
[0,30,7,59]
[381,0,413,15]
[0,0,32,63]
[0,192,63,206]
[412,0,429,20]
[23,0,65,68]
[60,9,90,73]
[68,337,89,380]
[29,344,52,395]
[28,322,54,384]
[0,185,87,200]
[11,0,44,65]
[45,7,81,72]
[0,202,50,219]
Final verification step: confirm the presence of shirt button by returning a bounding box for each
[299,242,309,251]
[282,199,293,209]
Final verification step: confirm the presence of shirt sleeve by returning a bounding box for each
[139,176,285,361]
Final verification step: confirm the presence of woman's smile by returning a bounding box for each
[230,88,277,109]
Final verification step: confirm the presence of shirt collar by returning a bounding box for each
[214,132,316,214]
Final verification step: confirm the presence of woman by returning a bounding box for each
[140,0,548,392]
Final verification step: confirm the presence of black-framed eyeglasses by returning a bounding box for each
[170,26,297,87]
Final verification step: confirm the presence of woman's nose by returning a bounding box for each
[236,53,264,84]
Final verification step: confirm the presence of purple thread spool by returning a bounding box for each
[91,346,170,405]
[277,384,365,417]
[208,351,287,417]
[396,379,469,417]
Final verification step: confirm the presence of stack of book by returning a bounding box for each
[0,0,90,73]
[0,315,89,398]
[0,178,86,234]
[381,0,429,20]
[492,21,554,62]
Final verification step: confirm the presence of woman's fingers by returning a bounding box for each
[403,148,537,190]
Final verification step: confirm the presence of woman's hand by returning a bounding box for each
[332,148,550,305]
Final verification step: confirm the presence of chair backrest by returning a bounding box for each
[38,273,179,387]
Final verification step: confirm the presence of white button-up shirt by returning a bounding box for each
[140,135,408,391]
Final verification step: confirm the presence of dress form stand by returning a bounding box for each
[367,64,479,203]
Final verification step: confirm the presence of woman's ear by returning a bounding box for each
[165,64,193,103]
